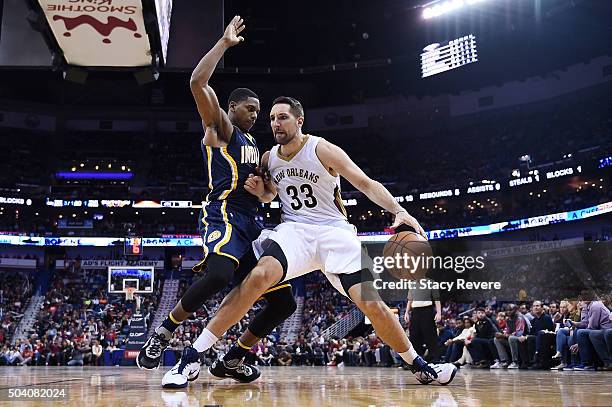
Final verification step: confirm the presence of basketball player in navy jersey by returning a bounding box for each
[189,96,458,385]
[137,16,296,387]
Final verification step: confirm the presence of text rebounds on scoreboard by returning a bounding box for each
[421,34,478,78]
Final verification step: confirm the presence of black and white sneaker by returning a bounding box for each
[136,332,169,370]
[161,347,201,388]
[429,363,458,385]
[407,356,438,384]
[408,357,458,386]
[208,357,261,383]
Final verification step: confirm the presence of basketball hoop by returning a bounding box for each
[125,287,142,313]
[125,287,137,301]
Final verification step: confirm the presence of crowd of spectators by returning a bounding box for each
[0,84,610,237]
[0,271,34,348]
[430,293,612,372]
[0,259,610,372]
[0,174,608,237]
[0,264,160,366]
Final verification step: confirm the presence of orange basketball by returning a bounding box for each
[382,231,432,281]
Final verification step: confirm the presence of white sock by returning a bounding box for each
[193,328,219,353]
[399,347,420,364]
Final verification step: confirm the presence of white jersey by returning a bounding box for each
[268,135,349,228]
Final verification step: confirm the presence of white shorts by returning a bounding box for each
[252,222,362,297]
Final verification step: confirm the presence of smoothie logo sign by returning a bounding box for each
[38,0,150,66]
[44,0,141,44]
[53,15,141,44]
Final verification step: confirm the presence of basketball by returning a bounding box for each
[382,230,432,281]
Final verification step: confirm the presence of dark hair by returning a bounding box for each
[475,307,485,312]
[578,289,596,301]
[228,88,259,106]
[272,96,304,118]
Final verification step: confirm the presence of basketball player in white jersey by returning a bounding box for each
[193,96,457,385]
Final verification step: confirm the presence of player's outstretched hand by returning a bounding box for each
[392,210,427,239]
[222,15,246,46]
[245,173,265,197]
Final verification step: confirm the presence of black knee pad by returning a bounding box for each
[247,285,296,338]
[180,254,236,313]
[339,268,374,300]
[260,240,288,283]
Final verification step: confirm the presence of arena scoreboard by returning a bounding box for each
[124,236,143,256]
[421,34,478,78]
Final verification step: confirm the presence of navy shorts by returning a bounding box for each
[193,200,291,294]
[195,200,262,268]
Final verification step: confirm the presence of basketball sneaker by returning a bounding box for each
[409,357,458,386]
[208,357,261,383]
[136,332,169,370]
[161,347,201,388]
[430,363,458,385]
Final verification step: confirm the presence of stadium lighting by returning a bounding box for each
[423,0,488,20]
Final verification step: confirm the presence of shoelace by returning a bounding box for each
[147,335,164,357]
[410,358,438,380]
[176,356,189,374]
[232,357,251,375]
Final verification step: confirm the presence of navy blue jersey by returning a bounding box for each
[201,127,260,213]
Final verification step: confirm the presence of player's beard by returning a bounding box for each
[274,130,295,145]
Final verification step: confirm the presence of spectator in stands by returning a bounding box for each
[257,347,273,366]
[452,318,476,367]
[552,300,581,369]
[80,341,93,366]
[549,302,562,324]
[526,300,555,369]
[92,340,103,366]
[32,340,46,366]
[277,350,292,366]
[46,339,62,366]
[468,308,498,368]
[496,311,507,332]
[294,338,313,366]
[492,304,527,369]
[327,339,348,367]
[347,338,363,366]
[6,346,24,366]
[67,343,84,366]
[436,320,455,361]
[589,328,612,371]
[571,292,612,370]
[442,318,465,363]
[485,306,499,330]
[19,345,34,366]
[0,345,9,365]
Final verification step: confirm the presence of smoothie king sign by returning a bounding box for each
[37,0,151,66]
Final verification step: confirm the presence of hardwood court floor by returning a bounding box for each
[0,366,611,407]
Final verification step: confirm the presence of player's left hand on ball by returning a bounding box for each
[244,173,265,196]
[392,210,427,239]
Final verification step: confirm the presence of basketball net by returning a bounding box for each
[125,287,137,301]
[125,287,141,312]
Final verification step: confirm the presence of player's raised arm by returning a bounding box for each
[190,15,245,142]
[245,151,278,203]
[316,140,427,237]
